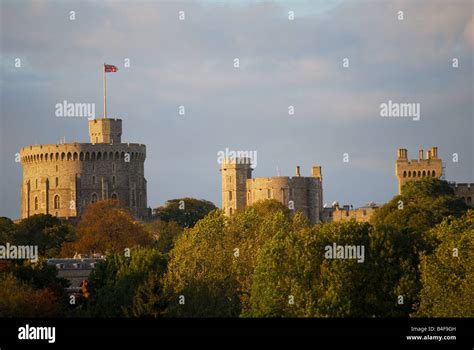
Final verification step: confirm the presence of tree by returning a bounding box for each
[163,200,294,317]
[0,259,69,317]
[163,210,241,317]
[371,178,468,233]
[61,200,153,256]
[144,220,182,254]
[228,200,294,314]
[247,220,430,317]
[413,211,474,317]
[153,198,217,228]
[8,214,75,257]
[86,247,167,317]
[0,273,62,317]
[0,217,16,244]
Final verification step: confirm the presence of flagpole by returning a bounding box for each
[103,63,107,119]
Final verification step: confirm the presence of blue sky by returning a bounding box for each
[1,0,473,218]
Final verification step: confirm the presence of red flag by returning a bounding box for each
[104,64,118,73]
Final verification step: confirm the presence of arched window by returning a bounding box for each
[432,170,436,177]
[73,152,78,160]
[54,195,60,209]
[408,171,411,178]
[422,170,426,177]
[67,152,72,161]
[61,152,65,161]
[55,177,59,187]
[97,152,102,160]
[34,197,38,211]
[418,171,421,177]
[228,191,232,201]
[91,193,98,203]
[403,171,407,178]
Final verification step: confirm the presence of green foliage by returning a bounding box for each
[3,214,76,257]
[0,217,16,244]
[153,198,217,228]
[413,211,474,317]
[86,246,167,317]
[163,200,294,317]
[163,210,241,317]
[144,220,183,254]
[248,221,430,317]
[371,178,468,233]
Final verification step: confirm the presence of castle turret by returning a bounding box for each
[88,118,122,144]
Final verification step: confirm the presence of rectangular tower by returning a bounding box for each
[220,158,253,216]
[88,118,122,144]
[395,147,442,194]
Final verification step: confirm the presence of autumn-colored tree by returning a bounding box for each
[413,210,474,317]
[0,259,68,318]
[61,200,153,256]
[0,273,62,317]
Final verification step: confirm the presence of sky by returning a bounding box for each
[0,0,473,219]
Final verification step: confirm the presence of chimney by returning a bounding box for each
[426,150,431,160]
[419,149,424,160]
[312,166,322,180]
[431,147,438,158]
[296,166,301,177]
[398,148,408,160]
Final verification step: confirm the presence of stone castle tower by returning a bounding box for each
[221,158,323,224]
[395,146,472,206]
[395,147,443,194]
[20,118,148,219]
